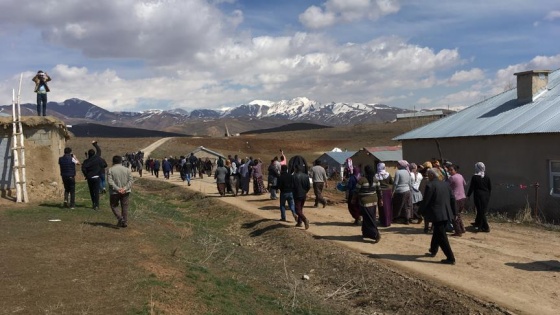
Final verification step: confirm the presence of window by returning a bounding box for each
[549,161,560,197]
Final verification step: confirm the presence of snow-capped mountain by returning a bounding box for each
[0,97,414,134]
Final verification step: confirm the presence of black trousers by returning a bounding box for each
[62,176,76,207]
[86,177,101,208]
[430,220,455,261]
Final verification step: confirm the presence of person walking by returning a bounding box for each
[310,159,328,208]
[293,164,311,229]
[419,168,457,265]
[58,147,80,209]
[346,166,362,225]
[353,165,382,243]
[162,157,172,179]
[181,156,192,186]
[267,158,280,200]
[215,158,228,196]
[82,142,107,210]
[252,159,267,195]
[107,155,134,228]
[375,163,394,227]
[90,141,108,195]
[238,158,251,195]
[447,164,467,236]
[410,163,424,224]
[467,162,492,233]
[277,164,298,222]
[392,160,413,224]
[153,159,161,178]
[32,70,51,116]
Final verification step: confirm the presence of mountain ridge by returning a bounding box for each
[0,97,449,136]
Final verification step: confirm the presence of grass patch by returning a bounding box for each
[0,178,344,315]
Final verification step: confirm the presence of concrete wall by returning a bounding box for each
[0,125,66,200]
[400,134,560,220]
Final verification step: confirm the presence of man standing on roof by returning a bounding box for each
[32,70,51,116]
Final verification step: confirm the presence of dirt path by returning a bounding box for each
[141,137,174,157]
[139,143,560,315]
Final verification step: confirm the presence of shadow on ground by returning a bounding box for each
[505,260,560,272]
[363,253,442,264]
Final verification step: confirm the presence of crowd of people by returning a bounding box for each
[342,158,492,265]
[58,140,133,228]
[59,142,492,264]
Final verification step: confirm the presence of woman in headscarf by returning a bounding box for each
[375,162,394,227]
[409,163,424,224]
[346,166,361,225]
[238,159,251,195]
[353,165,382,242]
[252,158,267,195]
[467,162,491,232]
[392,160,413,224]
[214,157,227,196]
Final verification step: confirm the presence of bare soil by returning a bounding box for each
[139,169,560,315]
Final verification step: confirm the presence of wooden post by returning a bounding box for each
[11,88,22,202]
[534,182,540,219]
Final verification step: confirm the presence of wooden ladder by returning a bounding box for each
[11,74,28,202]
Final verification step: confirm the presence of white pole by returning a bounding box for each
[17,73,28,202]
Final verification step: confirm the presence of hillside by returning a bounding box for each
[0,97,433,136]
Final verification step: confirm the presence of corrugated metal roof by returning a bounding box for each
[364,146,401,152]
[323,151,356,164]
[191,146,226,158]
[371,150,402,162]
[396,110,443,118]
[394,69,560,140]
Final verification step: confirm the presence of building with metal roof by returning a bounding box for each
[393,69,560,221]
[350,146,403,177]
[315,151,356,180]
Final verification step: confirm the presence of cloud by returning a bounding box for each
[544,10,560,21]
[0,0,236,64]
[300,0,400,29]
[445,68,485,86]
[0,32,465,111]
[299,6,337,29]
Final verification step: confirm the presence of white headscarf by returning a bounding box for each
[375,162,390,180]
[475,162,485,178]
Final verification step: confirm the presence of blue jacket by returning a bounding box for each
[59,154,76,177]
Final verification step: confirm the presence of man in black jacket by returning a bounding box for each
[82,141,107,210]
[419,168,457,264]
[277,165,297,222]
[58,147,80,209]
[292,164,311,229]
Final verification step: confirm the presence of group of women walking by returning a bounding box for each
[347,160,492,243]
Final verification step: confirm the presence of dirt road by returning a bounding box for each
[140,144,560,315]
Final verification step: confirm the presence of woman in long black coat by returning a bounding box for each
[467,162,491,232]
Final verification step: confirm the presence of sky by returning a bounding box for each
[1,0,559,112]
